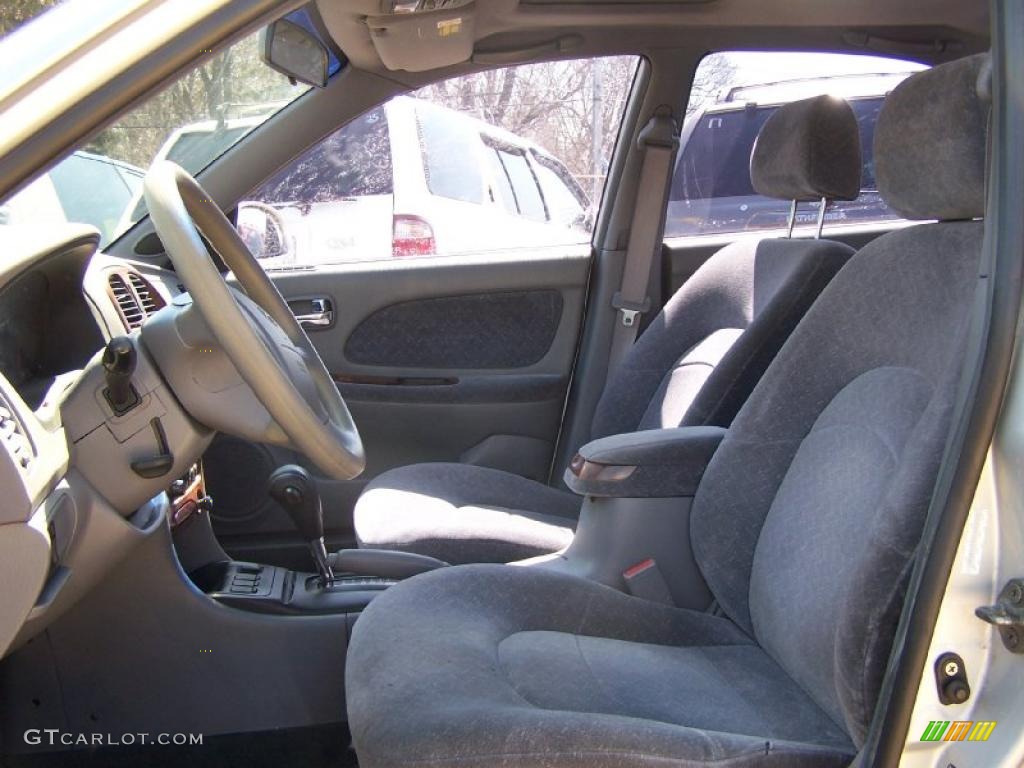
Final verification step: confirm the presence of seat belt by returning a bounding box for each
[607,108,680,375]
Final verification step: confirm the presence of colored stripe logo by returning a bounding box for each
[920,720,997,742]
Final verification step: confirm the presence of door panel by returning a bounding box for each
[343,289,564,369]
[207,246,590,565]
[266,248,587,378]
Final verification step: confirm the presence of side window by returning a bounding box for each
[501,149,547,222]
[531,152,588,228]
[417,104,484,205]
[485,142,547,222]
[665,52,928,239]
[484,146,517,215]
[240,56,638,266]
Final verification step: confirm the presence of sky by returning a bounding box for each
[683,51,930,110]
[723,51,928,87]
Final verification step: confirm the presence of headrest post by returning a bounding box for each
[815,197,828,240]
[786,200,797,239]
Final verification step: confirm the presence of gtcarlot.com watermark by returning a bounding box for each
[24,729,203,747]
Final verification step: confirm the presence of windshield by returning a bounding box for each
[0,25,309,246]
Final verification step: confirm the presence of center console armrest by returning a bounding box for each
[564,426,726,498]
[331,548,449,580]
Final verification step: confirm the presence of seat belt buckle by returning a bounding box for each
[622,558,674,605]
[611,292,652,328]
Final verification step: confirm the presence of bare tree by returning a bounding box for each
[414,57,639,196]
[85,36,295,169]
[685,53,737,116]
[411,56,739,198]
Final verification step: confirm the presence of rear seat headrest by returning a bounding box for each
[875,54,989,221]
[749,94,862,203]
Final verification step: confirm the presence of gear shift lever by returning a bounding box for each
[267,465,334,587]
[102,336,139,415]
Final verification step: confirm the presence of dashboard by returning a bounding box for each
[0,233,104,410]
[0,224,176,408]
[0,222,207,660]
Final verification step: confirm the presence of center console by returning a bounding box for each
[171,462,444,618]
[528,426,728,609]
[190,560,394,615]
[175,426,726,619]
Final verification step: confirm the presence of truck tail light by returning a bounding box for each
[392,214,436,257]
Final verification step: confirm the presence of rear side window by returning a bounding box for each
[484,146,517,214]
[417,106,484,205]
[532,152,588,228]
[501,149,546,221]
[486,143,547,221]
[665,52,927,238]
[672,107,771,202]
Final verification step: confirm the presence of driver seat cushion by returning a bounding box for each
[355,462,579,563]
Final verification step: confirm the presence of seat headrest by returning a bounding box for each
[874,54,989,221]
[749,94,862,202]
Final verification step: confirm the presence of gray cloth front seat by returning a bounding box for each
[353,94,862,565]
[346,55,989,768]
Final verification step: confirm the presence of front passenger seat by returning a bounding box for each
[353,94,861,565]
[346,54,990,768]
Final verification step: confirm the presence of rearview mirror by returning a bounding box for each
[260,19,329,88]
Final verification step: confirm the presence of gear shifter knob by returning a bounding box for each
[102,336,139,414]
[268,464,322,539]
[267,464,334,586]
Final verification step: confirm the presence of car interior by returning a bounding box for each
[0,0,1007,766]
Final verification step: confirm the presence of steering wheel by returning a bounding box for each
[143,161,364,480]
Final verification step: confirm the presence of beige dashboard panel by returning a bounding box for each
[0,509,51,658]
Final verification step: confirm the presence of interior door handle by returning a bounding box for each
[294,298,334,329]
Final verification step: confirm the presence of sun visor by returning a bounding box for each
[366,3,476,72]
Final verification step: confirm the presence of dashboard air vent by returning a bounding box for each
[129,273,162,316]
[107,270,166,331]
[108,274,144,329]
[0,398,34,476]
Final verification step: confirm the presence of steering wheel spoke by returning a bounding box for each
[142,161,365,481]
